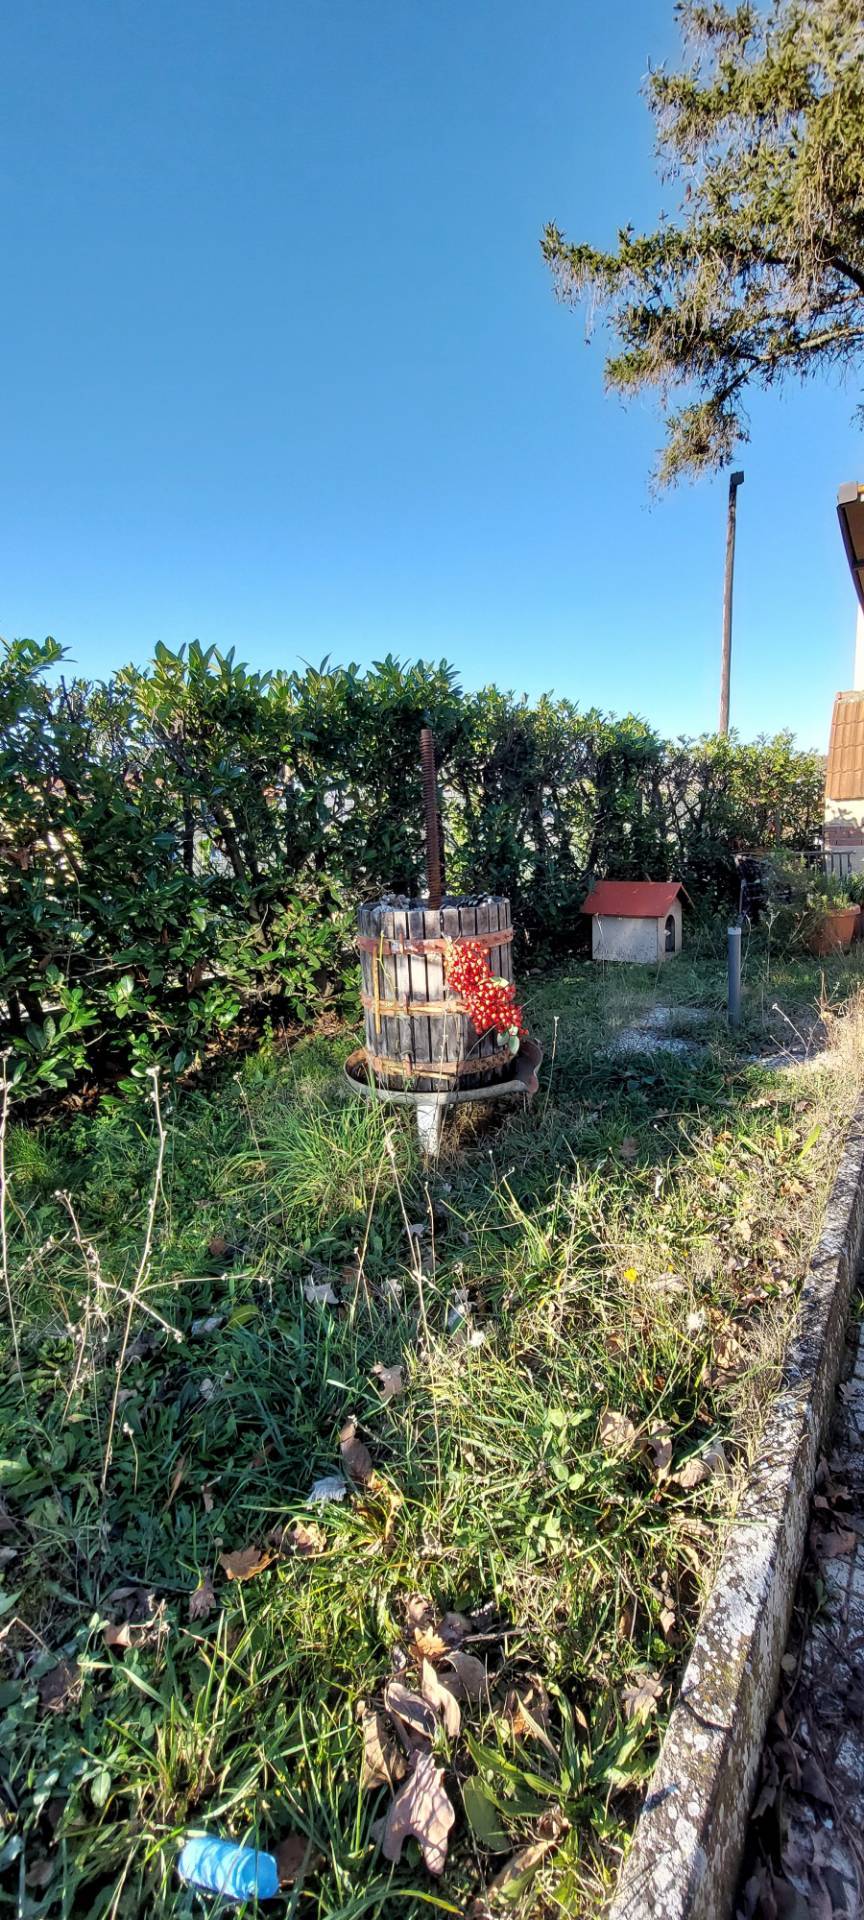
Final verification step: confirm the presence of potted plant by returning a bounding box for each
[845,871,864,940]
[803,873,858,954]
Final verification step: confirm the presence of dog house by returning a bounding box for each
[581,880,684,964]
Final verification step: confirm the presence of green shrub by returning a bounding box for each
[0,636,825,1098]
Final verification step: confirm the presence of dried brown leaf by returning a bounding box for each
[383,1680,437,1745]
[361,1708,408,1790]
[405,1594,434,1631]
[340,1418,374,1486]
[380,1750,456,1875]
[442,1649,488,1700]
[799,1756,833,1805]
[816,1527,857,1559]
[103,1620,134,1649]
[289,1519,327,1556]
[598,1410,638,1454]
[372,1363,404,1402]
[189,1572,216,1621]
[273,1833,310,1884]
[649,1272,686,1296]
[671,1442,726,1491]
[38,1659,79,1714]
[486,1817,563,1897]
[411,1626,450,1663]
[202,1482,215,1513]
[420,1658,461,1739]
[647,1424,673,1481]
[618,1136,639,1162]
[439,1609,471,1645]
[617,1597,636,1641]
[504,1678,556,1755]
[164,1453,187,1510]
[621,1670,663,1721]
[219,1544,274,1581]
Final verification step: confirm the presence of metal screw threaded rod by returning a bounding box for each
[420,727,445,909]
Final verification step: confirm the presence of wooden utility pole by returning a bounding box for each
[719,470,744,735]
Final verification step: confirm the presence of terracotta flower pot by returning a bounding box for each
[807,907,859,955]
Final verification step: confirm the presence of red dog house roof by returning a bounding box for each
[581,880,683,919]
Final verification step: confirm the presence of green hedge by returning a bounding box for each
[0,636,823,1097]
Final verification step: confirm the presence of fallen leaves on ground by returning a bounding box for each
[340,1417,374,1486]
[648,1271,687,1295]
[38,1659,79,1713]
[708,1326,748,1385]
[812,1526,857,1559]
[188,1572,216,1621]
[618,1136,639,1162]
[504,1677,553,1743]
[274,1833,312,1885]
[598,1410,639,1454]
[405,1598,472,1666]
[219,1544,274,1581]
[617,1597,636,1641]
[486,1810,568,1900]
[442,1649,488,1700]
[647,1423,673,1481]
[362,1596,510,1879]
[361,1707,408,1790]
[383,1680,437,1745]
[102,1587,166,1652]
[272,1519,327,1557]
[420,1658,461,1739]
[671,1441,726,1491]
[372,1362,404,1402]
[621,1670,663,1721]
[379,1749,456,1876]
[163,1453,187,1510]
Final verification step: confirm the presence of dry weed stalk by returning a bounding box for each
[101,1066,167,1492]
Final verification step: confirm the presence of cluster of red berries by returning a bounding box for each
[444,938,526,1048]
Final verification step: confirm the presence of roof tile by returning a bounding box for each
[581,880,682,919]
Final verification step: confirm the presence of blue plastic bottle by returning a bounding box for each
[177,1835,279,1903]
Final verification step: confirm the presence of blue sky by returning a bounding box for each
[2,0,861,748]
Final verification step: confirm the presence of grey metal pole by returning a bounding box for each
[719,470,744,735]
[727,924,742,1028]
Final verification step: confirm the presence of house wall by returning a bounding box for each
[591,903,682,964]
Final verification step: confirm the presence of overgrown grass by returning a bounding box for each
[2,935,864,1917]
